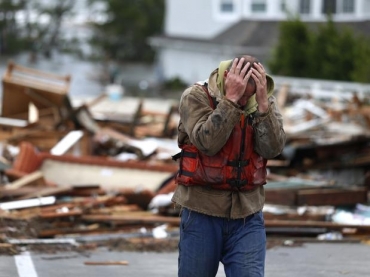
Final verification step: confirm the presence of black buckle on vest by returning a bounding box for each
[172,150,197,161]
[172,152,182,161]
[227,179,248,188]
[227,160,249,167]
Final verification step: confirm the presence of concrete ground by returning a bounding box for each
[1,241,369,277]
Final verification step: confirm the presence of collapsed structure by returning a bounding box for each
[0,61,369,254]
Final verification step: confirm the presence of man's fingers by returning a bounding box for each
[255,62,265,71]
[253,63,266,78]
[243,68,252,82]
[234,58,245,74]
[251,68,262,79]
[240,62,250,77]
[229,58,238,74]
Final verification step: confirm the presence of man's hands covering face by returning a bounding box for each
[251,63,268,113]
[224,58,269,113]
[224,58,251,104]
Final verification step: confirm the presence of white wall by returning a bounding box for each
[362,0,370,14]
[160,49,231,84]
[165,0,239,39]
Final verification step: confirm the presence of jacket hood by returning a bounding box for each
[209,59,274,114]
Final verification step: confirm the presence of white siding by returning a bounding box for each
[157,0,370,83]
[165,0,239,38]
[160,49,230,85]
[362,0,370,14]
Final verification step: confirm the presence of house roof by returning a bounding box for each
[150,19,370,62]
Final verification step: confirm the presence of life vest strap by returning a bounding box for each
[227,179,248,188]
[172,150,197,161]
[226,160,249,167]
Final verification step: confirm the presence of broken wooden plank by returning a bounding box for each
[265,188,297,206]
[40,210,82,219]
[265,219,370,232]
[2,61,70,118]
[50,130,84,155]
[0,196,56,210]
[81,213,181,226]
[4,171,46,190]
[0,117,29,128]
[18,186,73,200]
[297,187,368,206]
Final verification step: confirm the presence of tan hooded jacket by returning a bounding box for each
[171,61,286,219]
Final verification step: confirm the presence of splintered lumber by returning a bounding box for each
[4,171,46,190]
[50,130,84,155]
[0,187,43,199]
[297,187,368,206]
[265,188,297,206]
[1,61,70,118]
[82,213,181,226]
[84,261,129,266]
[276,84,289,111]
[38,227,104,238]
[265,219,370,233]
[0,196,56,210]
[40,209,82,219]
[265,186,368,206]
[17,186,73,200]
[0,117,29,128]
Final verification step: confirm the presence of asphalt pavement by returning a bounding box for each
[1,241,370,277]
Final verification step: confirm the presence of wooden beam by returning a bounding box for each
[297,187,368,206]
[265,188,297,206]
[4,171,46,190]
[265,219,370,232]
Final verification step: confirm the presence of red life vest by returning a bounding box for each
[174,84,267,191]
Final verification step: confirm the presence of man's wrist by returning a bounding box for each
[257,103,268,113]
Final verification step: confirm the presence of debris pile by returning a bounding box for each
[0,62,370,253]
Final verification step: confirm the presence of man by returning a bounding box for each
[172,55,286,277]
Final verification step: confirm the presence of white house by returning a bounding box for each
[149,0,370,85]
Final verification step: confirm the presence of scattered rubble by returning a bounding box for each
[1,61,370,255]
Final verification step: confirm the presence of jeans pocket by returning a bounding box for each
[180,208,195,231]
[254,210,265,225]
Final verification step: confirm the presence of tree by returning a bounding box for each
[88,0,165,63]
[34,0,75,58]
[0,0,76,59]
[269,16,370,83]
[0,0,27,54]
[309,17,356,81]
[352,36,370,83]
[268,17,312,77]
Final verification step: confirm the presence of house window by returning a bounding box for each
[342,0,354,13]
[281,0,286,12]
[300,0,311,14]
[322,0,337,14]
[251,0,266,12]
[221,0,234,12]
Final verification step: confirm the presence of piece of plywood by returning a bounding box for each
[1,61,70,118]
[297,187,368,206]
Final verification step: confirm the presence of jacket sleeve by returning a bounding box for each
[253,95,286,159]
[179,86,241,156]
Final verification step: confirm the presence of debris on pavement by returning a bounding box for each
[1,61,370,254]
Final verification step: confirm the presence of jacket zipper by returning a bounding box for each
[237,114,247,186]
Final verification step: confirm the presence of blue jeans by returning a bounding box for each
[178,208,266,277]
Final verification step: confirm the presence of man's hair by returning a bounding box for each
[228,55,259,88]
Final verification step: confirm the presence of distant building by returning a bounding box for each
[149,0,370,84]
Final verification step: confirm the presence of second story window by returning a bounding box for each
[342,0,354,13]
[221,0,234,12]
[322,0,337,14]
[251,0,266,12]
[300,0,311,14]
[281,0,287,12]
